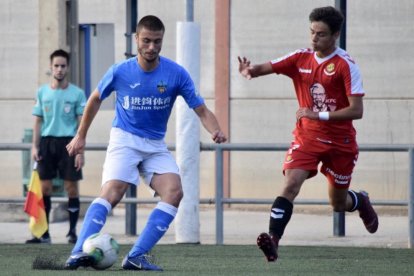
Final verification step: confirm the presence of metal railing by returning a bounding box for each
[202,143,413,248]
[0,142,413,248]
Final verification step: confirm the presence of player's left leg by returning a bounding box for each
[122,173,182,271]
[324,149,378,234]
[329,185,378,233]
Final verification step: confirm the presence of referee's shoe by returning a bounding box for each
[25,234,51,244]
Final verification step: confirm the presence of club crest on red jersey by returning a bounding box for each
[285,154,294,163]
[323,63,336,76]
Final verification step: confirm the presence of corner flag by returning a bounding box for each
[24,162,47,238]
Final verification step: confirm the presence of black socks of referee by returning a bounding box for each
[41,196,80,238]
[269,196,293,239]
[43,195,51,238]
[68,197,80,235]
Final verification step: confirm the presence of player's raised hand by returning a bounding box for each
[211,130,227,144]
[66,134,86,157]
[238,56,254,80]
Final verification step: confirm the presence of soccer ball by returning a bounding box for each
[82,233,119,270]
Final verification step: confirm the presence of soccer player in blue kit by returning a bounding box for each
[64,15,227,271]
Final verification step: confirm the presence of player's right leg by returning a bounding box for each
[257,197,292,262]
[66,129,140,269]
[257,168,309,262]
[64,197,112,269]
[64,180,129,269]
[257,232,280,262]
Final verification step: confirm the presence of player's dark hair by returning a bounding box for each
[50,49,70,65]
[136,15,165,34]
[309,6,344,35]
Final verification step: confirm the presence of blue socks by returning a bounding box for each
[128,202,177,258]
[71,199,177,257]
[71,198,112,254]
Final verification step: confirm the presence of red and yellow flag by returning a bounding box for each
[24,164,47,238]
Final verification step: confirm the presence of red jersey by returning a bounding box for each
[270,48,364,143]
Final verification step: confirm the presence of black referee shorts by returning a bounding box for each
[37,136,83,181]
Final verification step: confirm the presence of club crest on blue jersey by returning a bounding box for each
[157,81,167,93]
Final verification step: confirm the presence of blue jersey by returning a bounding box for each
[97,56,204,139]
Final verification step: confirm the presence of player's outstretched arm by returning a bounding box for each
[238,56,273,79]
[194,104,227,144]
[66,90,102,156]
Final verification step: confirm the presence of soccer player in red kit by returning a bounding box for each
[238,6,378,262]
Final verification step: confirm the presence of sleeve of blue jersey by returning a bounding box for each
[97,65,117,100]
[178,67,205,109]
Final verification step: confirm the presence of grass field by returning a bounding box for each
[0,244,413,275]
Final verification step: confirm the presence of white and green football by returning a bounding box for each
[82,233,119,270]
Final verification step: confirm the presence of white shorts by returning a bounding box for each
[102,128,179,191]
